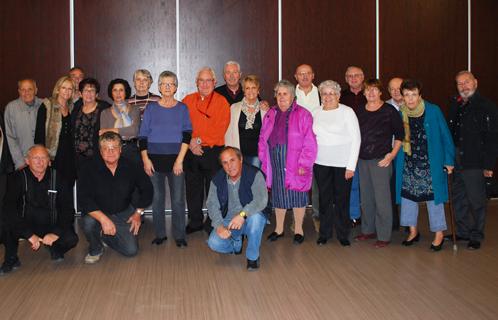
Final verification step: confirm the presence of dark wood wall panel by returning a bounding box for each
[178,0,278,100]
[282,0,376,91]
[75,0,176,100]
[471,0,498,105]
[380,0,468,110]
[0,0,69,109]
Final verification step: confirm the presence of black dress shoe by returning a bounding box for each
[49,247,65,262]
[467,240,481,250]
[186,225,203,234]
[293,234,304,245]
[443,234,469,241]
[175,239,188,248]
[267,232,284,241]
[316,237,327,245]
[247,258,260,271]
[430,239,444,252]
[402,233,420,246]
[351,218,361,228]
[151,236,168,245]
[0,256,21,276]
[339,239,351,246]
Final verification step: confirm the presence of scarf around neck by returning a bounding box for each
[400,99,425,156]
[113,102,132,128]
[241,98,260,129]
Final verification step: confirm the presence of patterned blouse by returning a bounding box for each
[74,109,99,157]
[401,113,434,202]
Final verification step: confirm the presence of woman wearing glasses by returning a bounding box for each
[139,71,192,248]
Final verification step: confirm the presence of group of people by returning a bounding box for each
[0,61,496,275]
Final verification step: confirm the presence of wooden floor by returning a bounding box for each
[1,202,498,320]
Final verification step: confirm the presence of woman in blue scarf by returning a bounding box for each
[100,79,141,163]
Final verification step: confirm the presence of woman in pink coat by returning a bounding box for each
[258,80,317,244]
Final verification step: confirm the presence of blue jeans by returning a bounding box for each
[207,212,266,261]
[150,171,186,240]
[82,206,138,257]
[349,169,361,219]
[243,156,261,168]
[400,197,447,232]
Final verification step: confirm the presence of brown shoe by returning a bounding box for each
[312,217,320,233]
[354,233,376,241]
[374,240,390,248]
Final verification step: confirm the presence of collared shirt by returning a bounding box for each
[386,98,402,111]
[340,88,366,112]
[182,91,230,147]
[78,156,153,216]
[447,91,498,170]
[206,170,267,228]
[4,97,42,168]
[296,84,320,113]
[215,84,244,106]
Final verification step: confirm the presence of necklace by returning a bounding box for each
[133,92,150,111]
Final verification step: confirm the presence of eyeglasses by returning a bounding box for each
[29,156,49,161]
[346,73,363,79]
[296,72,312,76]
[197,79,214,84]
[160,83,176,88]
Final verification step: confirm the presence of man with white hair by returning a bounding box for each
[1,145,78,275]
[4,79,42,171]
[446,71,498,250]
[294,64,321,231]
[215,61,244,106]
[183,67,230,234]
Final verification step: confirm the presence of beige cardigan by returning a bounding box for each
[224,101,267,149]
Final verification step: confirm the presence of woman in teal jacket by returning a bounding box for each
[395,79,455,251]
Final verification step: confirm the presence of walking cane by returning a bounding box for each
[445,169,458,252]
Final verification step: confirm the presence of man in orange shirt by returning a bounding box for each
[182,67,230,234]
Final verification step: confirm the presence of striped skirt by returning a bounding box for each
[270,144,308,209]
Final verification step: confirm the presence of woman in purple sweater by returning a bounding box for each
[138,71,192,248]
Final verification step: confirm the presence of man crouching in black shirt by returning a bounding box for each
[79,132,152,264]
[0,145,78,276]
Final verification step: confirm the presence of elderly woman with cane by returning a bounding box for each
[395,79,455,251]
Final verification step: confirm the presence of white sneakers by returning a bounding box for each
[84,250,103,264]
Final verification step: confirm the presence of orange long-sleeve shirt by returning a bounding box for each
[182,91,230,147]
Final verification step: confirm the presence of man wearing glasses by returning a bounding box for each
[340,66,367,229]
[0,145,78,275]
[182,67,230,234]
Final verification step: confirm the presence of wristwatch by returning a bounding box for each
[196,137,202,145]
[239,211,247,219]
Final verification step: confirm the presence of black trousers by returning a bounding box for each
[184,146,222,229]
[314,164,352,240]
[3,224,78,261]
[452,168,487,241]
[0,174,6,244]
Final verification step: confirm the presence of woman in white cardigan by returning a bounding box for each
[312,80,361,246]
[225,75,267,168]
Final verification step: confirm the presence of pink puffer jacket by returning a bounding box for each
[258,102,317,192]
